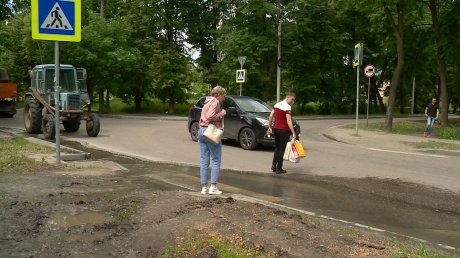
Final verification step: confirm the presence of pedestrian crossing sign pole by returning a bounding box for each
[32,0,81,42]
[31,0,81,164]
[236,69,246,95]
[353,43,363,136]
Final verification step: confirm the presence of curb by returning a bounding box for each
[188,191,458,252]
[99,114,187,121]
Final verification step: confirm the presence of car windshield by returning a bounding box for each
[234,98,272,113]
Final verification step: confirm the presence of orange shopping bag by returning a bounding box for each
[293,140,306,158]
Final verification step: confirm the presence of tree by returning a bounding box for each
[424,0,451,126]
[212,0,283,99]
[60,13,138,113]
[182,0,223,85]
[383,0,405,132]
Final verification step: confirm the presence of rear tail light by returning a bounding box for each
[189,106,194,113]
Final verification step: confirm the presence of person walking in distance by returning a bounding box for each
[267,91,297,174]
[424,97,440,137]
[198,86,227,194]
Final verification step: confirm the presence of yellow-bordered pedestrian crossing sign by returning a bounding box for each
[236,69,246,83]
[32,0,81,42]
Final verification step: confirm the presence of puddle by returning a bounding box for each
[48,210,108,230]
[63,140,460,249]
[68,231,112,242]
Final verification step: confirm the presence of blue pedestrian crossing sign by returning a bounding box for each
[32,0,81,42]
[236,69,246,83]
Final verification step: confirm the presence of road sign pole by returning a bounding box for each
[54,41,61,164]
[363,64,375,127]
[276,19,282,103]
[411,76,415,115]
[355,67,359,135]
[240,63,242,96]
[366,77,370,127]
[238,56,246,96]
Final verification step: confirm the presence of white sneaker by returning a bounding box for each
[208,186,222,195]
[201,186,208,194]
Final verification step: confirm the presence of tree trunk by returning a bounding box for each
[428,0,449,127]
[168,98,174,114]
[371,78,378,113]
[399,80,404,114]
[376,57,389,113]
[105,90,110,114]
[384,1,405,132]
[100,0,104,17]
[134,93,142,113]
[98,89,104,113]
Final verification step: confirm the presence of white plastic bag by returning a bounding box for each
[283,141,291,161]
[289,142,299,163]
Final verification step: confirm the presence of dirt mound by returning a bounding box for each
[0,168,401,257]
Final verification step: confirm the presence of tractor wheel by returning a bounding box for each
[63,119,81,132]
[42,114,56,140]
[239,127,258,150]
[23,97,43,134]
[86,113,100,137]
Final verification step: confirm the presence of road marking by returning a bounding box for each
[368,148,448,158]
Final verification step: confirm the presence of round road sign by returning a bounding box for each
[364,64,376,78]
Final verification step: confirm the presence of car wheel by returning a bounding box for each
[239,127,258,150]
[190,121,199,142]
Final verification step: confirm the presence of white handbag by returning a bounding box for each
[203,123,224,144]
[283,141,292,160]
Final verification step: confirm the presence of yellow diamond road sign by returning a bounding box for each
[32,0,81,42]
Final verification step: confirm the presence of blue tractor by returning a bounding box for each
[24,64,100,140]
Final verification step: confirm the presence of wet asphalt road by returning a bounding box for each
[1,111,460,249]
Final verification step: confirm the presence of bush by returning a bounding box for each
[92,98,192,116]
[303,102,319,114]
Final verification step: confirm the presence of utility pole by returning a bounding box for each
[276,18,282,102]
[411,76,415,114]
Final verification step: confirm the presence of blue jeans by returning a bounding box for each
[198,128,222,185]
[425,116,436,133]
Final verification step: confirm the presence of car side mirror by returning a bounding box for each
[227,106,238,116]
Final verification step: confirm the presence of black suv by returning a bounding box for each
[187,95,300,150]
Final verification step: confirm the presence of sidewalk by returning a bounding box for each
[323,126,460,156]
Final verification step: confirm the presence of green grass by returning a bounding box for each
[0,136,52,173]
[390,241,456,258]
[115,203,138,223]
[91,98,193,116]
[0,135,52,153]
[160,232,273,258]
[438,127,460,140]
[345,120,428,135]
[0,154,37,173]
[415,141,460,150]
[343,119,460,150]
[344,119,460,140]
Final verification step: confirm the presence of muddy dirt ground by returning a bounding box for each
[0,135,456,257]
[0,168,397,258]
